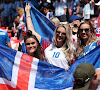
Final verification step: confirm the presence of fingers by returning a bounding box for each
[25,2,30,7]
[26,2,27,5]
[25,3,31,8]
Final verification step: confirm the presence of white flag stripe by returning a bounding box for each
[0,51,22,88]
[28,57,40,90]
[11,51,22,87]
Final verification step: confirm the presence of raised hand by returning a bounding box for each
[25,3,31,13]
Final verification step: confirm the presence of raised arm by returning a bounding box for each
[25,3,41,42]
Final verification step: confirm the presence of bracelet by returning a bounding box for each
[26,16,31,18]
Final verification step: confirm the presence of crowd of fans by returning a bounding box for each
[0,0,100,89]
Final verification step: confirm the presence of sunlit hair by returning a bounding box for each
[52,24,74,63]
[76,21,97,57]
[17,7,24,16]
[24,34,44,61]
[50,17,60,26]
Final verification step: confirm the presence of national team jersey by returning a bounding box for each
[0,29,10,46]
[40,37,70,69]
[46,12,53,19]
[77,41,100,59]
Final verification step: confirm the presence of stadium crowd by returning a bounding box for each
[0,0,100,89]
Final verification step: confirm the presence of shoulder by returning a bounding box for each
[44,43,54,50]
[0,29,7,34]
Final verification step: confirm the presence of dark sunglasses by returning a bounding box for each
[78,28,90,32]
[56,31,66,36]
[26,42,35,45]
[74,24,78,27]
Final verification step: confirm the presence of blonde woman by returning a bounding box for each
[16,7,25,29]
[16,7,25,39]
[25,3,74,70]
[76,21,100,59]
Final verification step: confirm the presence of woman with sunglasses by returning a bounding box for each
[76,21,100,59]
[25,3,74,70]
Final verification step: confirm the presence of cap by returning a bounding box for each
[69,15,83,23]
[95,1,100,6]
[73,63,95,90]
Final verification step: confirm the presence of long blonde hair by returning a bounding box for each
[52,24,74,63]
[76,21,97,57]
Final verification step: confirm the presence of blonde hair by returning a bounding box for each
[17,7,24,16]
[52,24,74,63]
[76,21,97,57]
[50,17,60,27]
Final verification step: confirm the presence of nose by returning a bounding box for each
[29,44,33,47]
[82,30,86,33]
[59,33,62,36]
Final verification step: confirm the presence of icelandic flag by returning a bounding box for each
[24,1,56,41]
[0,45,100,89]
[0,44,72,90]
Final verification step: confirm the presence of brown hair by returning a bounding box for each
[24,34,45,61]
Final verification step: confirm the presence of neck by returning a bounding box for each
[83,39,88,46]
[28,52,35,57]
[57,42,63,48]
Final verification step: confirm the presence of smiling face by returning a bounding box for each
[79,23,92,41]
[56,26,66,47]
[25,38,38,56]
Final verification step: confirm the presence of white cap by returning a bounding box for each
[95,1,100,6]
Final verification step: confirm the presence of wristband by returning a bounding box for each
[26,16,31,18]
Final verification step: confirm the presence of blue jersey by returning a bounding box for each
[0,29,10,46]
[77,41,100,59]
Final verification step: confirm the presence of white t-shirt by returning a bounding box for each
[83,2,94,20]
[83,3,90,19]
[18,15,25,28]
[72,34,77,49]
[53,1,67,16]
[46,12,53,19]
[44,43,70,69]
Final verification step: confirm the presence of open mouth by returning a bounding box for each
[57,37,63,41]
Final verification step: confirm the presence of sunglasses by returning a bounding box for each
[56,31,66,36]
[26,42,35,45]
[74,24,78,27]
[78,28,90,32]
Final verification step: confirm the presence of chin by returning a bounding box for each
[82,37,88,39]
[28,50,35,54]
[81,35,88,39]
